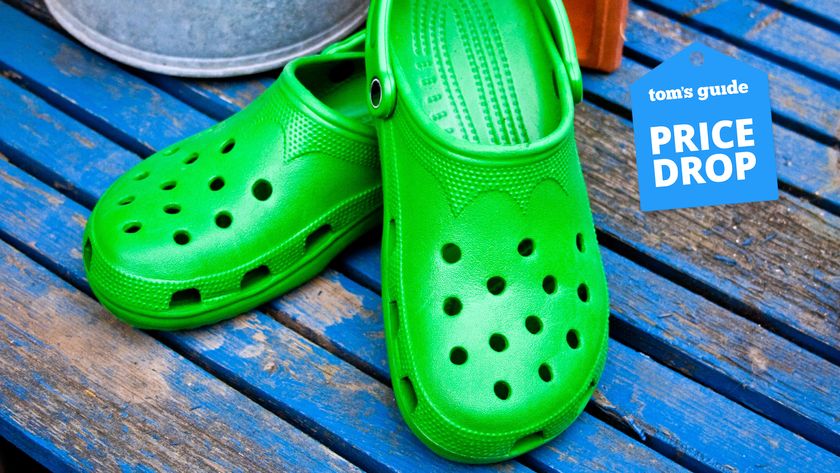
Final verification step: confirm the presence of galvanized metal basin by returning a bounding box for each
[44,0,368,77]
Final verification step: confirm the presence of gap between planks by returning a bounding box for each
[633,0,840,89]
[1,0,840,460]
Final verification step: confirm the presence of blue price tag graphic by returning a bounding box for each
[630,43,778,211]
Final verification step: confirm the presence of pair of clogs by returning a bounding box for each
[84,0,608,463]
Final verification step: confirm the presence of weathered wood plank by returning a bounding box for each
[0,2,214,156]
[0,160,543,473]
[4,0,838,366]
[583,56,840,213]
[0,77,137,208]
[593,341,834,473]
[0,243,359,473]
[575,103,840,364]
[757,0,840,31]
[625,3,840,146]
[0,165,688,473]
[169,304,678,473]
[3,156,831,471]
[1,0,832,464]
[0,16,836,460]
[260,268,840,470]
[637,0,840,87]
[337,229,840,455]
[145,73,274,121]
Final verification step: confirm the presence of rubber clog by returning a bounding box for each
[83,33,380,330]
[366,0,608,463]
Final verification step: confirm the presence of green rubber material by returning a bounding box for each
[366,0,608,463]
[83,39,380,330]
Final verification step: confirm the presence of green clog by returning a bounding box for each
[366,0,608,463]
[83,34,381,330]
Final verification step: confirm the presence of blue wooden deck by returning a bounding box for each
[0,0,837,471]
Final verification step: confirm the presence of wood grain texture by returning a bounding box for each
[4,0,838,365]
[264,266,840,471]
[145,73,275,121]
[574,102,840,364]
[583,56,840,213]
[0,159,540,473]
[0,2,214,156]
[0,105,694,472]
[336,228,840,454]
[0,158,810,472]
[594,341,838,472]
[757,0,840,31]
[0,242,358,473]
[637,0,840,88]
[626,3,840,145]
[0,77,138,208]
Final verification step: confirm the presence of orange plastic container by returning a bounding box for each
[565,0,629,72]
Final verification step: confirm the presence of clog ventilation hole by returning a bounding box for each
[105,140,334,309]
[439,236,590,401]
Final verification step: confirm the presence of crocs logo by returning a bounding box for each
[630,43,778,211]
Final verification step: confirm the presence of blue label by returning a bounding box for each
[630,43,778,211]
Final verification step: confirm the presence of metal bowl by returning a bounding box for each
[44,0,368,77]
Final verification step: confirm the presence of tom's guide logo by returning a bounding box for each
[630,43,778,211]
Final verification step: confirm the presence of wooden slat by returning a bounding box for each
[583,56,840,213]
[0,157,685,472]
[625,3,840,146]
[0,2,214,156]
[337,221,840,456]
[636,0,840,88]
[3,0,838,364]
[164,302,679,473]
[3,68,838,462]
[0,7,836,459]
[758,0,840,31]
[145,73,275,121]
[575,103,840,365]
[259,265,840,470]
[3,156,835,472]
[0,76,137,208]
[0,245,358,472]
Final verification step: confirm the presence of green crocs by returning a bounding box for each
[84,35,380,330]
[366,0,608,463]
